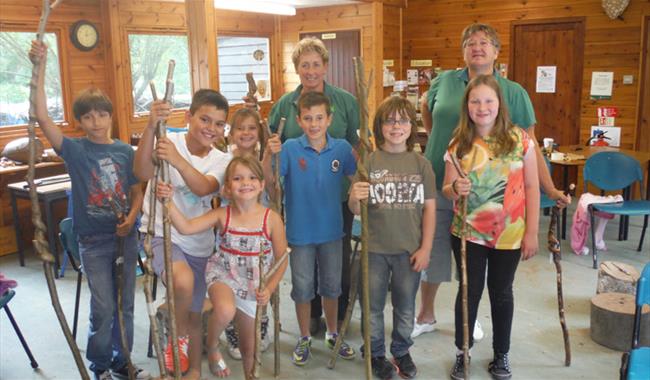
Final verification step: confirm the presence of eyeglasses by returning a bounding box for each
[384,118,411,127]
[464,39,492,49]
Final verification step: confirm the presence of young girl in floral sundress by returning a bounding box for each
[443,75,540,380]
[158,156,287,378]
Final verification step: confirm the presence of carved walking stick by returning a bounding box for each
[252,242,266,380]
[143,163,166,376]
[548,185,574,367]
[151,61,182,379]
[28,2,89,378]
[107,193,136,379]
[327,244,360,369]
[344,56,374,380]
[450,150,478,380]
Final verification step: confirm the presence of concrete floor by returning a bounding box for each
[1,210,648,380]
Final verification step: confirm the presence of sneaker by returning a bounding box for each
[94,370,113,380]
[488,353,512,380]
[309,317,322,336]
[393,353,417,379]
[473,320,484,342]
[292,336,312,366]
[112,365,152,380]
[411,318,436,338]
[261,315,272,352]
[371,356,396,380]
[325,333,356,360]
[450,353,470,380]
[164,335,189,373]
[225,323,242,360]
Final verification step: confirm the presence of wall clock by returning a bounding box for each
[70,20,99,51]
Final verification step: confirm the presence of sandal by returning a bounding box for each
[208,344,231,377]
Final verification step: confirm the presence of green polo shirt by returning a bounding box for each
[268,82,360,146]
[424,68,536,190]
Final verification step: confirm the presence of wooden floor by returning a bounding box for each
[1,208,648,379]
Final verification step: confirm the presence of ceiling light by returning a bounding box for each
[214,0,296,16]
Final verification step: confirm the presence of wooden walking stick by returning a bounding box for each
[450,150,478,380]
[327,243,360,369]
[143,163,166,376]
[28,2,89,379]
[107,193,136,380]
[252,242,266,380]
[548,185,574,367]
[349,56,374,380]
[150,61,182,379]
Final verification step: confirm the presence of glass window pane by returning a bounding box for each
[217,36,271,104]
[0,32,63,126]
[128,34,192,115]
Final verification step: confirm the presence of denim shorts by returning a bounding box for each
[290,239,342,303]
[150,237,208,313]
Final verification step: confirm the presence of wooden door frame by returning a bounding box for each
[509,17,586,144]
[636,15,650,151]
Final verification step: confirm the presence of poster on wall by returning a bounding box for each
[407,69,418,85]
[590,72,614,100]
[590,126,621,147]
[535,66,557,93]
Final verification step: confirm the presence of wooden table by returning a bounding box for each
[8,174,71,277]
[550,145,650,239]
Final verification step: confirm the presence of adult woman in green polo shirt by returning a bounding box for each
[268,37,360,336]
[412,23,570,351]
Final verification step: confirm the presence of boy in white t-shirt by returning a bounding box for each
[135,89,232,379]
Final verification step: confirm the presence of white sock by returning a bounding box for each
[326,331,337,340]
[456,349,471,357]
[594,216,608,249]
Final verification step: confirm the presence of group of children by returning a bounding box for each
[31,38,538,380]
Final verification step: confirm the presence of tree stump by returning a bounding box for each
[156,298,213,353]
[590,292,650,351]
[597,261,640,295]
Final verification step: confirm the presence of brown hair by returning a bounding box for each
[228,108,266,159]
[372,96,418,152]
[291,37,329,70]
[451,74,515,159]
[460,23,501,52]
[297,91,331,116]
[223,156,265,201]
[189,89,229,115]
[73,88,113,121]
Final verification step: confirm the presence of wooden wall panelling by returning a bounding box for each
[187,0,219,91]
[403,0,650,150]
[383,4,403,99]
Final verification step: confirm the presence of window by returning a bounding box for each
[127,34,192,115]
[217,36,271,104]
[0,31,63,127]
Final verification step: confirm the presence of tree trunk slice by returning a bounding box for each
[590,292,650,351]
[597,261,640,295]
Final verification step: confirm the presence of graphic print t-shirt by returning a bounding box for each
[355,150,436,254]
[60,137,138,236]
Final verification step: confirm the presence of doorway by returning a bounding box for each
[510,18,585,186]
[299,30,360,96]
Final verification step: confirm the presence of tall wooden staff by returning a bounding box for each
[353,56,373,380]
[150,60,182,379]
[547,185,574,366]
[252,243,266,380]
[107,193,136,379]
[28,2,89,379]
[142,162,166,376]
[450,151,477,380]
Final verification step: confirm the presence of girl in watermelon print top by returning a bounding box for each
[442,74,540,380]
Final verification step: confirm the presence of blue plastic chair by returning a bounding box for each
[1,289,38,369]
[58,217,83,339]
[583,152,650,269]
[624,262,650,379]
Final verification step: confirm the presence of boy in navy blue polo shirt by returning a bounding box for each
[264,91,357,366]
